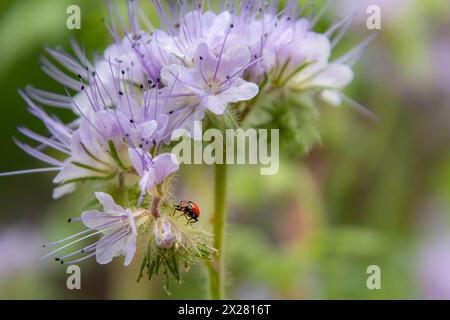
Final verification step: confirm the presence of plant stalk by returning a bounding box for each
[207,162,227,300]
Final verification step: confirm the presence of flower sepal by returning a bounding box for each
[137,214,217,294]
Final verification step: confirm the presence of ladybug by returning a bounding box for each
[173,200,200,224]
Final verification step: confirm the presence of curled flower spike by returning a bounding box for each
[0,0,376,196]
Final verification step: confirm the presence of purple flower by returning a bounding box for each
[292,62,354,106]
[152,10,233,61]
[52,92,173,197]
[128,148,179,204]
[82,192,137,265]
[52,117,129,198]
[40,192,141,266]
[1,0,369,202]
[161,42,259,116]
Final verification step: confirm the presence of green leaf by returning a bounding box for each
[137,251,149,283]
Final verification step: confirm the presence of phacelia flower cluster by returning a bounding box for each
[1,1,371,285]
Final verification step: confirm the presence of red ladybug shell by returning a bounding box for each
[188,201,200,218]
[178,200,200,219]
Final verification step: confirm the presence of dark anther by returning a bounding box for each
[119,91,123,95]
[81,85,85,90]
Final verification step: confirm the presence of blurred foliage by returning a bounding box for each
[245,89,322,158]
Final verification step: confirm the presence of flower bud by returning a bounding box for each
[154,217,177,249]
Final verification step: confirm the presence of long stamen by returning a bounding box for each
[0,167,60,177]
[213,23,233,81]
[65,88,108,140]
[218,56,264,87]
[61,252,96,264]
[340,93,378,123]
[42,220,119,248]
[334,32,378,65]
[39,229,111,262]
[56,227,128,261]
[61,230,131,264]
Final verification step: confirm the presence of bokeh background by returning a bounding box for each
[0,0,449,299]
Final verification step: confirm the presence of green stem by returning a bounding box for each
[118,173,129,208]
[207,163,227,300]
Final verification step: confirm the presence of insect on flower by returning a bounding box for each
[173,200,200,224]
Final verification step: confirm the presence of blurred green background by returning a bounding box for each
[0,0,449,299]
